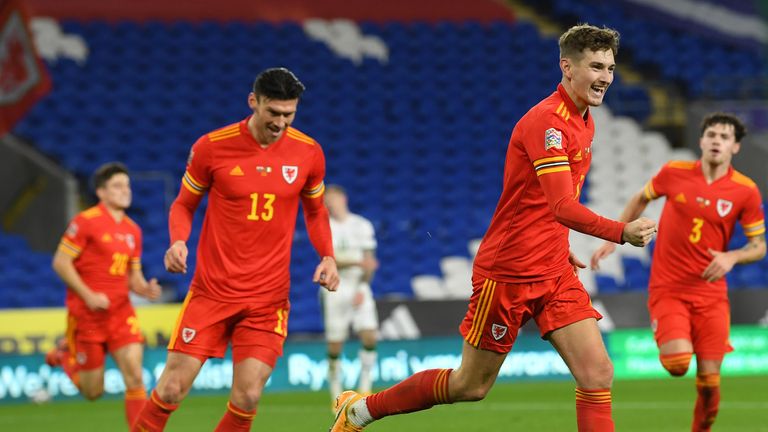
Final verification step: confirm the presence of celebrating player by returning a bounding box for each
[47,162,161,426]
[591,112,766,431]
[322,185,380,406]
[330,24,656,432]
[131,67,339,432]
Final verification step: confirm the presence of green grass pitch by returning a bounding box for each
[1,376,766,431]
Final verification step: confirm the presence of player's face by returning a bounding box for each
[248,94,298,144]
[98,173,131,210]
[563,48,615,110]
[324,190,347,219]
[700,123,740,166]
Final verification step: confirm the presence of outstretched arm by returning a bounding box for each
[538,172,656,246]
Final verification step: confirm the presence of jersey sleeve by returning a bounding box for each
[57,215,89,258]
[130,226,143,271]
[181,136,213,196]
[644,164,673,200]
[521,112,625,243]
[740,187,766,238]
[301,145,326,200]
[521,113,572,179]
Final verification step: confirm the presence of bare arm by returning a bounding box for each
[52,250,109,311]
[128,267,162,300]
[590,190,653,270]
[361,249,378,283]
[702,234,766,282]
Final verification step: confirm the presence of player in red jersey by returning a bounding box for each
[331,24,656,432]
[131,68,339,432]
[46,162,161,426]
[591,113,766,431]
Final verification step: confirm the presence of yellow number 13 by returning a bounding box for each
[689,217,704,243]
[247,193,275,221]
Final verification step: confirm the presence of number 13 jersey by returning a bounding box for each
[182,119,327,303]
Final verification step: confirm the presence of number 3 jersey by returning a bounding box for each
[645,160,765,296]
[57,203,143,315]
[181,119,327,303]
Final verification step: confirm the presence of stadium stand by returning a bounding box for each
[4,9,767,332]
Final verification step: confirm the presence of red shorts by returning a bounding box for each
[648,291,733,360]
[459,268,601,353]
[168,291,290,368]
[66,303,144,370]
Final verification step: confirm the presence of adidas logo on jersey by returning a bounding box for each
[674,193,686,203]
[230,165,244,176]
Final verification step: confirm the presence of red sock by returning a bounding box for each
[575,388,614,432]
[692,374,720,432]
[125,386,147,427]
[366,369,452,420]
[214,401,256,432]
[130,389,179,432]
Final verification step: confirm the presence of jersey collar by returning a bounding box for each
[556,83,588,124]
[241,116,287,151]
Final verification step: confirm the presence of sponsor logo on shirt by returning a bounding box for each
[229,165,244,176]
[101,233,112,243]
[674,193,687,203]
[126,233,135,250]
[282,165,298,184]
[182,327,196,343]
[491,323,507,340]
[716,199,733,217]
[544,128,563,151]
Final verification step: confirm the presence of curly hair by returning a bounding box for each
[700,112,747,142]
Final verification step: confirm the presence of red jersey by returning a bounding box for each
[474,84,624,282]
[57,203,142,315]
[177,119,329,303]
[645,160,765,297]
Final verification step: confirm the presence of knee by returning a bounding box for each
[460,384,491,402]
[450,373,493,402]
[157,375,191,404]
[81,387,104,401]
[577,358,614,389]
[231,386,263,410]
[660,353,692,377]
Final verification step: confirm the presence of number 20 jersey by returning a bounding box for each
[182,119,327,304]
[645,160,765,297]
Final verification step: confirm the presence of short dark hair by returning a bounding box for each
[92,162,129,190]
[700,112,747,142]
[252,67,306,100]
[559,24,620,60]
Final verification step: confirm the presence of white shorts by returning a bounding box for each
[320,280,378,342]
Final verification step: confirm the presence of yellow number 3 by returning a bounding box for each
[689,217,704,243]
[247,193,275,221]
